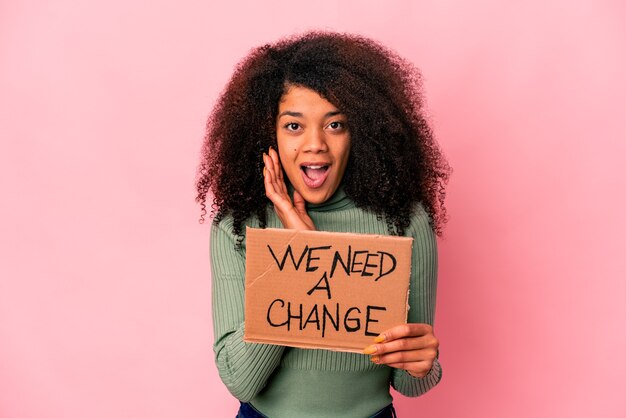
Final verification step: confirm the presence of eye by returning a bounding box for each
[285,122,301,131]
[327,121,346,131]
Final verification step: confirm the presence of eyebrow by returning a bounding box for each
[278,110,344,118]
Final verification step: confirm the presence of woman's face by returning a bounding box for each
[276,85,351,204]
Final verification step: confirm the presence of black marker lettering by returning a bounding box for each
[306,272,332,299]
[303,305,321,330]
[330,245,351,277]
[322,303,339,338]
[267,299,288,327]
[306,245,332,272]
[287,302,303,331]
[362,253,379,277]
[267,244,308,271]
[375,251,396,281]
[344,307,361,332]
[351,250,368,274]
[365,305,387,336]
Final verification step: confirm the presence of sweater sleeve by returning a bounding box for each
[210,218,285,402]
[391,206,443,396]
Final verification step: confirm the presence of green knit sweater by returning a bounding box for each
[210,187,442,418]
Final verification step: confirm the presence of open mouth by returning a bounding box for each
[300,163,330,189]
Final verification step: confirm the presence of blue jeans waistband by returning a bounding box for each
[236,401,397,418]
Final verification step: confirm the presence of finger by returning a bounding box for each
[268,147,281,178]
[266,151,286,196]
[292,190,317,230]
[263,154,279,200]
[363,335,435,356]
[293,190,307,215]
[373,347,438,366]
[374,323,432,343]
[269,147,287,194]
[264,153,277,184]
[263,153,273,189]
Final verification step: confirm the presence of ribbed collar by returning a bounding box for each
[306,185,355,212]
[286,184,355,213]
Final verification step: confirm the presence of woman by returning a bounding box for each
[196,32,450,418]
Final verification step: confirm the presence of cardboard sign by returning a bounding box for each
[244,227,413,353]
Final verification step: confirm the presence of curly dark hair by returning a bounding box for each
[196,31,450,239]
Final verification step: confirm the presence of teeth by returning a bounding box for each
[303,165,327,169]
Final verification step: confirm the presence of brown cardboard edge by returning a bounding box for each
[243,336,367,354]
[250,227,415,243]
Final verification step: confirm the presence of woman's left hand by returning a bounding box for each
[363,323,439,378]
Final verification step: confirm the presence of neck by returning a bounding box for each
[287,184,353,212]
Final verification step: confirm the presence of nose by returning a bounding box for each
[303,127,328,153]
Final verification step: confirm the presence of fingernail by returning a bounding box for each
[374,334,386,343]
[362,345,377,355]
[370,356,380,363]
[263,167,266,176]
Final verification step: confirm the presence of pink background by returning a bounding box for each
[1,1,625,417]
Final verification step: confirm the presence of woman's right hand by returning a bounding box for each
[263,147,316,231]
